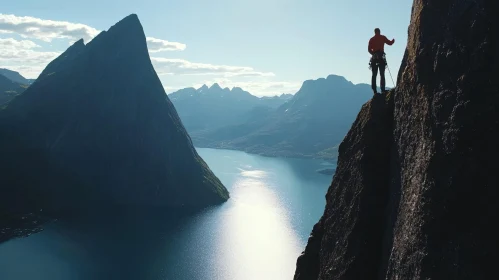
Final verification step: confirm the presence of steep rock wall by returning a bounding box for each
[294,0,498,279]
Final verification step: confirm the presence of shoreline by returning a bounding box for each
[0,212,51,244]
[194,145,338,164]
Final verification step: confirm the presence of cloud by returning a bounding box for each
[0,14,186,52]
[0,38,60,78]
[224,71,276,78]
[0,13,99,42]
[0,38,60,61]
[146,37,186,52]
[0,37,40,49]
[151,57,275,77]
[0,49,60,64]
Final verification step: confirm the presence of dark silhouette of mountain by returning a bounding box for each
[0,68,35,85]
[0,74,27,106]
[192,75,372,159]
[169,85,291,132]
[0,14,229,241]
[294,1,498,279]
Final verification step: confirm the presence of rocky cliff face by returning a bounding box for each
[0,14,229,214]
[294,0,498,279]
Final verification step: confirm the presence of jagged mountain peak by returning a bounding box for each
[326,74,350,83]
[198,84,209,91]
[296,74,353,96]
[209,83,222,90]
[72,38,85,48]
[103,14,142,41]
[36,14,149,83]
[38,38,86,80]
[86,14,149,60]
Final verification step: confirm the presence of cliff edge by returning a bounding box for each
[294,0,498,279]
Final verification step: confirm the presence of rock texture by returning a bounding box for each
[294,0,498,279]
[294,93,395,280]
[0,14,229,216]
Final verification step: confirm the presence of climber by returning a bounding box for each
[368,28,395,95]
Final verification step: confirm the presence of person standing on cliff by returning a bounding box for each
[368,28,395,95]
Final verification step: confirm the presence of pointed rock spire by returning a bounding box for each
[198,84,209,92]
[210,83,222,90]
[0,14,229,212]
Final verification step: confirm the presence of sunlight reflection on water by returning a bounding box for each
[214,172,302,280]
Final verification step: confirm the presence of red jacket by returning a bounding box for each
[368,34,394,55]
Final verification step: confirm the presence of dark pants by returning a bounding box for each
[371,63,386,93]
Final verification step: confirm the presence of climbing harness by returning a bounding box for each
[368,51,387,70]
[369,52,396,87]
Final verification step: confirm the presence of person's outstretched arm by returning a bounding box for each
[384,36,395,45]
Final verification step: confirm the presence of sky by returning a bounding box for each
[1,0,413,96]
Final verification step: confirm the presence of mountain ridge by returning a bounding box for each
[0,69,35,85]
[169,83,292,133]
[191,74,372,160]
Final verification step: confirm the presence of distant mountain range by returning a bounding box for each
[169,84,292,132]
[0,70,31,106]
[0,14,229,240]
[0,69,36,85]
[172,75,372,160]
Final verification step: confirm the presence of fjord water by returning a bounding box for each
[0,148,334,280]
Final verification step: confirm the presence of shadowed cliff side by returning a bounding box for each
[294,0,498,279]
[294,93,395,280]
[387,0,498,278]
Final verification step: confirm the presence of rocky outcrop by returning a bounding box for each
[0,14,229,217]
[294,0,498,279]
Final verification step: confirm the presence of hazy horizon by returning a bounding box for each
[1,0,412,96]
